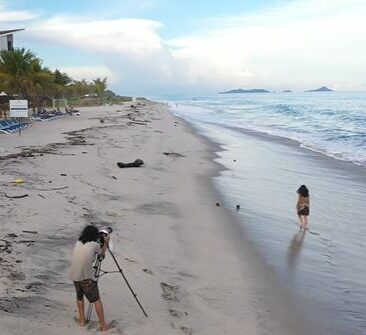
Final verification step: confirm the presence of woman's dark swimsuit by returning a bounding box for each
[298,206,309,216]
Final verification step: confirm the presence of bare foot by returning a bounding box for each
[74,318,87,327]
[100,324,113,332]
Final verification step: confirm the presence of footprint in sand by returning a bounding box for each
[180,326,194,335]
[160,282,180,302]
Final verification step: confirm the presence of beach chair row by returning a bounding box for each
[0,120,30,134]
[31,110,65,121]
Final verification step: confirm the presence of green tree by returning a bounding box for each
[92,77,108,96]
[0,48,37,97]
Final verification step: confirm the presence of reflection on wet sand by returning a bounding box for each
[287,230,306,270]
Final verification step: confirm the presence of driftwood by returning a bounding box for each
[117,159,144,168]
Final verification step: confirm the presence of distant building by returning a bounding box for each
[0,28,24,51]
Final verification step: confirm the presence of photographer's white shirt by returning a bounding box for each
[70,241,101,282]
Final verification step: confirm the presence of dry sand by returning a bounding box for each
[0,102,310,334]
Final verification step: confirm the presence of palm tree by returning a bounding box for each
[92,77,108,96]
[0,48,56,111]
[0,48,36,98]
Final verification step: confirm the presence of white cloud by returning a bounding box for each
[168,0,366,91]
[0,2,37,23]
[58,66,119,84]
[9,0,366,93]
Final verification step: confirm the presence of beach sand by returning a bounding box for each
[0,102,312,335]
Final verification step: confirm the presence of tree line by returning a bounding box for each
[0,48,118,111]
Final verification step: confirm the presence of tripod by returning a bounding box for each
[86,247,148,322]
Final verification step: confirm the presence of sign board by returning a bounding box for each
[10,100,29,118]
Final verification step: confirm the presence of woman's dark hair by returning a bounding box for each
[79,225,99,244]
[297,185,309,197]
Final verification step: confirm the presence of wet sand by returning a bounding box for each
[1,102,313,334]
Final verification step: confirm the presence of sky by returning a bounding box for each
[0,0,366,95]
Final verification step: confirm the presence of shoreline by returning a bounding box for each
[0,101,315,334]
[177,114,366,335]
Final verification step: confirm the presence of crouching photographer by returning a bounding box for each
[70,225,111,332]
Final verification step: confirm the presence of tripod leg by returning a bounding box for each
[86,258,102,322]
[108,248,148,317]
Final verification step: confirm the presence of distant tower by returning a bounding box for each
[0,28,24,51]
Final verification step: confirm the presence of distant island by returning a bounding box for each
[282,90,292,93]
[219,88,270,94]
[305,86,333,92]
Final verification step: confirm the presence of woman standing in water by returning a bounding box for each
[296,185,310,230]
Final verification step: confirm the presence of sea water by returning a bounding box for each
[162,92,366,335]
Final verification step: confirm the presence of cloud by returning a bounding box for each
[169,0,366,91]
[58,66,119,84]
[8,0,366,93]
[0,2,37,23]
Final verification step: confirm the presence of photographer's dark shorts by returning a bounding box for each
[74,279,100,303]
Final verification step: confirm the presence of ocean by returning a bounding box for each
[162,92,366,335]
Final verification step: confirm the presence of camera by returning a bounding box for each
[98,227,113,247]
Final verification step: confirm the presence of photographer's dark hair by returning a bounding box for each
[79,225,99,244]
[297,185,309,197]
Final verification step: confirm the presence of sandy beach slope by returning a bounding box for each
[1,102,310,335]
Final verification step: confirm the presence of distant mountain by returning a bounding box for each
[305,86,333,92]
[282,90,292,93]
[219,88,270,94]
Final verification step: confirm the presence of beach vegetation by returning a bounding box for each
[0,48,131,114]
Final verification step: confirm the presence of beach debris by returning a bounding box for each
[60,173,67,176]
[28,186,68,191]
[142,268,154,275]
[25,281,44,290]
[17,240,35,244]
[111,176,117,180]
[5,193,29,199]
[216,202,220,207]
[14,178,25,185]
[7,270,25,281]
[163,152,186,158]
[100,119,105,123]
[180,326,194,335]
[0,239,11,253]
[236,205,240,211]
[7,233,18,238]
[124,257,136,263]
[37,194,45,198]
[233,159,236,162]
[117,159,144,168]
[169,309,183,318]
[160,282,180,302]
[22,230,38,235]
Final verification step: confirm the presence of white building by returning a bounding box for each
[0,29,24,51]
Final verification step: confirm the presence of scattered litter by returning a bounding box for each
[117,159,144,168]
[14,178,25,185]
[60,173,67,176]
[38,194,45,198]
[236,205,240,211]
[216,202,220,207]
[111,176,117,180]
[163,152,185,158]
[7,233,17,238]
